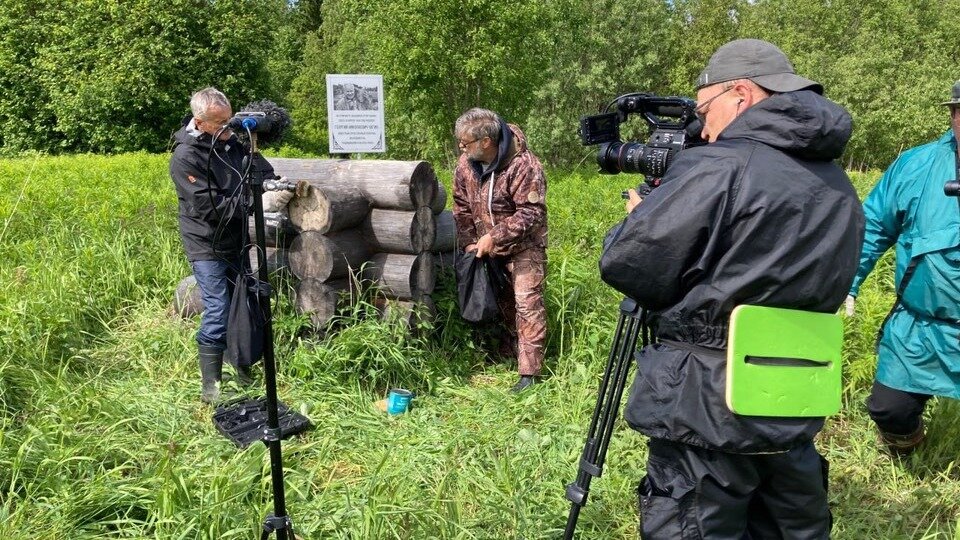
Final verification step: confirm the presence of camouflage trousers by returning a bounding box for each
[495,247,547,376]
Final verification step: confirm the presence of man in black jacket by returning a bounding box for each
[600,39,864,538]
[170,87,250,404]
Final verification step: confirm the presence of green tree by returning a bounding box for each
[289,0,555,164]
[522,0,679,165]
[268,0,325,104]
[0,0,61,153]
[741,0,960,169]
[286,32,334,154]
[0,0,291,154]
[664,0,745,98]
[295,0,325,33]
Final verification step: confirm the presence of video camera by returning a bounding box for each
[228,111,272,134]
[229,101,293,148]
[579,93,705,194]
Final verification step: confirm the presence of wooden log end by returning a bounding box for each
[170,275,203,319]
[413,207,437,253]
[287,187,330,234]
[429,179,447,214]
[375,294,436,331]
[289,231,335,281]
[410,162,438,208]
[293,278,356,328]
[416,251,436,295]
[432,210,456,252]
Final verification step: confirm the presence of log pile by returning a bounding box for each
[170,159,455,330]
[268,158,451,328]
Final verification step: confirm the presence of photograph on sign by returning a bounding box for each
[326,74,385,153]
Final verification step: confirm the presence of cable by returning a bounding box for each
[201,124,248,277]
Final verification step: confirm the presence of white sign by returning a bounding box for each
[326,74,385,153]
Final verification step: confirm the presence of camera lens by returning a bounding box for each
[596,142,623,174]
[597,141,672,176]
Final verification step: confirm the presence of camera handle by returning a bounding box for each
[245,133,296,540]
[563,297,649,539]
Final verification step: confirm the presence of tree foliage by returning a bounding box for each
[292,0,960,169]
[739,0,960,167]
[522,0,679,165]
[4,0,960,169]
[289,0,555,164]
[0,0,291,154]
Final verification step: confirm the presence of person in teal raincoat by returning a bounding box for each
[847,80,960,455]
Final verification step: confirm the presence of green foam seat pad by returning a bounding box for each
[726,305,842,417]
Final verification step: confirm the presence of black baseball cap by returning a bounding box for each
[696,39,822,95]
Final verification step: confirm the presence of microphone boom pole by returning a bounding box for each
[246,130,294,540]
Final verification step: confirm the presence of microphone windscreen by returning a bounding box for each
[237,100,292,146]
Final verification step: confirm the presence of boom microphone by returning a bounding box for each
[235,99,293,146]
[228,112,272,133]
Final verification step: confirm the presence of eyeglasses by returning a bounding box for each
[198,116,232,131]
[457,137,484,149]
[695,86,733,123]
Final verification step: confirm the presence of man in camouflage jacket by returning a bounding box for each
[452,108,548,393]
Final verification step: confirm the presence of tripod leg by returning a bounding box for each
[261,514,293,540]
[563,299,644,539]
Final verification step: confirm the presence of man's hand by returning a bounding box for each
[474,234,495,257]
[843,295,856,317]
[262,189,295,213]
[625,188,643,213]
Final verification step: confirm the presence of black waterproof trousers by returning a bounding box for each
[639,438,831,539]
[866,381,931,435]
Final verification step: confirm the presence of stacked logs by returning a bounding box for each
[171,159,456,330]
[265,158,454,329]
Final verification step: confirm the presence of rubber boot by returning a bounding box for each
[879,420,926,456]
[511,375,538,394]
[198,345,223,404]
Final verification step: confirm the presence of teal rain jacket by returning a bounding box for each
[850,130,960,398]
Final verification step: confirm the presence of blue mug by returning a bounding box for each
[386,388,413,415]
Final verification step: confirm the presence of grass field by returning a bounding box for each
[1,153,959,539]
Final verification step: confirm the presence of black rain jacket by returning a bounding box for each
[600,90,865,453]
[170,122,248,262]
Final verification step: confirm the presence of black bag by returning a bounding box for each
[225,273,267,368]
[455,250,509,323]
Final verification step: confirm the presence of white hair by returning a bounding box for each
[455,108,502,142]
[190,87,231,119]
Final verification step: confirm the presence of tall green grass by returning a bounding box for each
[0,155,957,539]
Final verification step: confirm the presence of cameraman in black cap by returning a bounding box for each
[600,39,864,538]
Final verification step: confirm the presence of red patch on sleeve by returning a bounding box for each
[187,175,197,183]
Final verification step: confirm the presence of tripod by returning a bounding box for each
[243,132,295,540]
[563,297,649,539]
